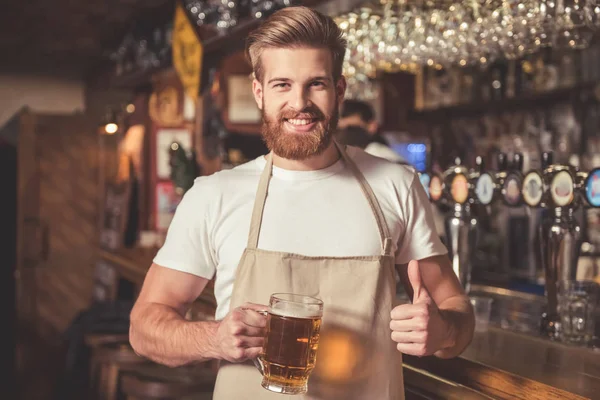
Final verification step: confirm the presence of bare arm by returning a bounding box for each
[396,255,475,359]
[129,263,218,367]
[129,263,267,368]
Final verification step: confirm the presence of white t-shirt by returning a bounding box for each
[153,146,447,320]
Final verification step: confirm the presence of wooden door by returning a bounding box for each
[0,138,18,397]
[32,113,100,337]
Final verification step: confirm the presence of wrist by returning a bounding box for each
[439,309,457,350]
[193,320,223,360]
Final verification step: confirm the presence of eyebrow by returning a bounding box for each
[267,76,332,84]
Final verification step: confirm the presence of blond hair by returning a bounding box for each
[245,6,347,83]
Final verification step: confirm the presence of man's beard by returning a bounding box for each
[261,101,339,160]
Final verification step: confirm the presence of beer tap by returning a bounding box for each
[473,155,500,208]
[472,152,522,208]
[537,151,583,339]
[502,152,525,208]
[431,157,477,291]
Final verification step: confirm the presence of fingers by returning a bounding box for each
[240,325,266,338]
[391,303,429,320]
[226,346,263,363]
[390,318,426,332]
[240,302,269,313]
[238,336,264,348]
[231,334,264,350]
[391,330,428,344]
[395,342,431,357]
[242,309,268,328]
[244,346,263,360]
[231,307,267,331]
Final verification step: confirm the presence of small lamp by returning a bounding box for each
[102,108,119,135]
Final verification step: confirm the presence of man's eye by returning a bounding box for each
[311,81,325,87]
[274,83,289,88]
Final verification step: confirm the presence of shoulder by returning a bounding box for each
[348,145,418,189]
[182,157,263,204]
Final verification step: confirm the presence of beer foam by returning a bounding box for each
[271,302,321,318]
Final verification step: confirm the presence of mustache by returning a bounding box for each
[279,106,325,121]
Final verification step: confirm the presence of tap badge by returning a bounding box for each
[429,175,443,202]
[419,173,431,198]
[502,174,522,206]
[522,171,543,207]
[475,173,494,205]
[550,170,574,207]
[584,168,600,207]
[450,174,469,204]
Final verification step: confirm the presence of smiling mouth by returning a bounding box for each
[283,118,318,133]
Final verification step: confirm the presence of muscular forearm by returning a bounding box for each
[129,302,220,367]
[435,294,475,359]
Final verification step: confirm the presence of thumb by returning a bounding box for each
[407,260,431,303]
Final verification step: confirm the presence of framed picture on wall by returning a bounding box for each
[155,128,192,180]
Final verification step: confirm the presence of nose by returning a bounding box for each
[289,86,310,111]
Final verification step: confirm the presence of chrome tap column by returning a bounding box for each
[431,157,477,291]
[537,152,583,338]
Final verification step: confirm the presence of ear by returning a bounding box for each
[252,78,263,110]
[336,75,347,104]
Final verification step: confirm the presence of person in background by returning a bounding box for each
[128,6,474,400]
[337,99,407,164]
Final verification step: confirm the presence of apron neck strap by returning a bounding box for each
[247,142,393,256]
[247,151,274,250]
[334,141,393,255]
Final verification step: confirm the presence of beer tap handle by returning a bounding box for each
[513,153,524,173]
[500,153,524,207]
[542,151,553,170]
[475,156,484,172]
[583,167,600,208]
[497,152,508,171]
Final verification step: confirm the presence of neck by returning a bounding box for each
[271,141,341,171]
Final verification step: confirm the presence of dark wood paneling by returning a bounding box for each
[0,141,17,397]
[33,113,100,334]
[0,0,173,73]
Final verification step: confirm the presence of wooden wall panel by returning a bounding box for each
[33,113,99,336]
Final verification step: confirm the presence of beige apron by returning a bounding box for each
[212,143,404,400]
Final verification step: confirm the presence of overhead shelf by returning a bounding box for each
[408,82,600,121]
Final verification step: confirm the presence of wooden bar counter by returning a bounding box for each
[402,286,600,400]
[404,327,600,400]
[96,248,598,399]
[97,246,217,316]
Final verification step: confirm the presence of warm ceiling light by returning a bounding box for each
[104,123,118,135]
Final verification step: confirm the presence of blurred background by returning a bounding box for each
[3,0,600,399]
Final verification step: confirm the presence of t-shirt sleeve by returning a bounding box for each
[152,178,218,279]
[395,172,448,265]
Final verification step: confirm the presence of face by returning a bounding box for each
[252,47,346,160]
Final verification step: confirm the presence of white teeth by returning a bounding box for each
[287,119,313,126]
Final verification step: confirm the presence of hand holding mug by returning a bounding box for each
[215,302,268,363]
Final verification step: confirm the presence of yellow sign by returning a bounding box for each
[172,3,203,102]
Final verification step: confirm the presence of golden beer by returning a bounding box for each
[258,294,323,394]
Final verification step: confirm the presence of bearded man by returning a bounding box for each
[129,6,474,400]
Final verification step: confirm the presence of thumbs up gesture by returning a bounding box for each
[390,260,451,356]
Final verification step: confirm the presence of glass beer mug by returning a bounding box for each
[253,293,323,395]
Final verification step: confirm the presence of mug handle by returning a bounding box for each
[243,308,268,376]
